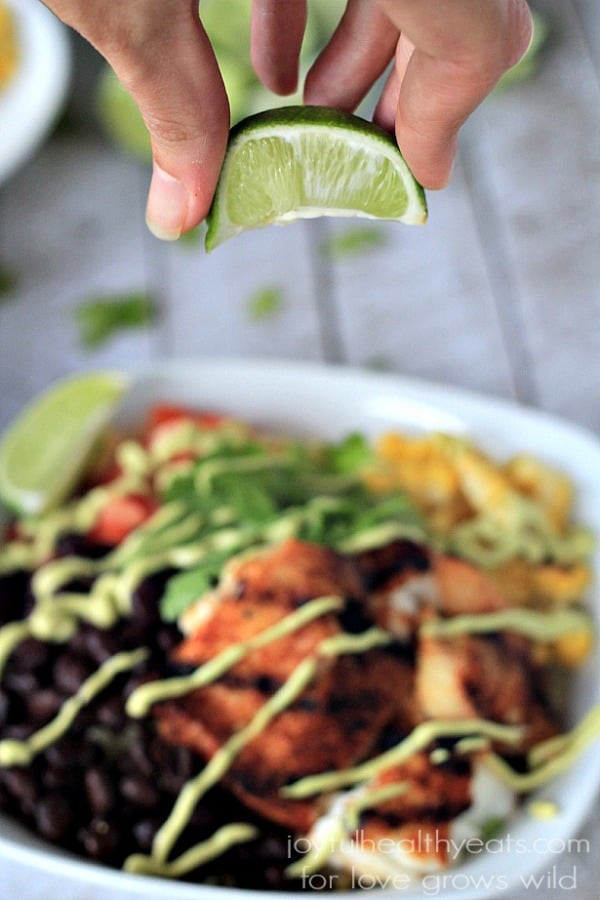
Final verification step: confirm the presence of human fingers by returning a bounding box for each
[304,0,398,111]
[43,1,229,238]
[376,0,533,188]
[250,0,307,94]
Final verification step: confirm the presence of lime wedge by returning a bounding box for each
[205,105,427,250]
[0,372,128,516]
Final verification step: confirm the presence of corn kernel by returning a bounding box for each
[551,629,594,668]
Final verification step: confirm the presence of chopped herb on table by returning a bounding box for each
[0,263,17,298]
[74,291,157,349]
[324,225,388,259]
[246,285,285,322]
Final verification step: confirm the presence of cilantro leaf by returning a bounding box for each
[0,264,17,298]
[322,433,373,474]
[74,291,157,349]
[160,559,223,622]
[324,225,388,259]
[156,427,426,621]
[247,285,285,321]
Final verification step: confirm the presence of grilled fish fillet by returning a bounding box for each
[154,537,558,846]
[155,539,407,831]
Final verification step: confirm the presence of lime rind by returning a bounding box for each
[0,372,128,516]
[205,106,427,251]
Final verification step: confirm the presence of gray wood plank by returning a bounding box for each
[573,0,600,75]
[323,158,518,398]
[465,0,600,433]
[159,221,326,363]
[0,135,158,430]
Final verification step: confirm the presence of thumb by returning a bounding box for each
[51,0,230,239]
[116,13,229,239]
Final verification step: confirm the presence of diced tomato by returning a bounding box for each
[88,494,158,546]
[145,404,224,436]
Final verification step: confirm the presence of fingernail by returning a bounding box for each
[145,164,189,241]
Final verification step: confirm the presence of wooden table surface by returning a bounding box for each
[0,0,598,897]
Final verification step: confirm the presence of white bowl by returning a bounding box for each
[1,358,599,900]
[0,0,71,186]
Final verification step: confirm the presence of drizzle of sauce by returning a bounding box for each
[129,627,392,872]
[124,823,258,878]
[282,719,524,799]
[0,648,148,767]
[126,595,344,717]
[420,607,593,642]
[485,705,600,793]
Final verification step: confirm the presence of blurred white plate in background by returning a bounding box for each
[0,0,71,186]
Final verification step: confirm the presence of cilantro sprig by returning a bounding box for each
[159,429,426,621]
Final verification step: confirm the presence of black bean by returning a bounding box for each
[79,817,119,861]
[0,571,29,625]
[156,627,180,653]
[128,739,154,777]
[264,866,289,890]
[0,690,26,727]
[4,670,38,695]
[95,695,125,728]
[2,769,38,814]
[122,671,154,700]
[42,767,73,791]
[130,580,163,627]
[0,565,312,890]
[68,624,93,655]
[118,775,160,809]
[53,653,93,694]
[26,689,62,723]
[173,746,194,782]
[0,689,9,726]
[132,817,161,852]
[189,804,216,831]
[85,767,116,816]
[1,722,32,741]
[55,533,111,560]
[258,834,290,862]
[148,734,176,768]
[81,630,118,664]
[35,794,73,841]
[45,737,80,768]
[9,637,50,671]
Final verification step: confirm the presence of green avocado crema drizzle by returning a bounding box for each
[281,719,525,799]
[419,607,593,642]
[124,823,260,878]
[126,594,344,717]
[126,627,393,875]
[485,705,600,793]
[0,649,148,767]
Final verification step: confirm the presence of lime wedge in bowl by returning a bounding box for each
[0,372,128,516]
[205,105,427,250]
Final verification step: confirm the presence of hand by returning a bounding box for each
[43,0,230,240]
[256,0,533,189]
[43,0,532,239]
